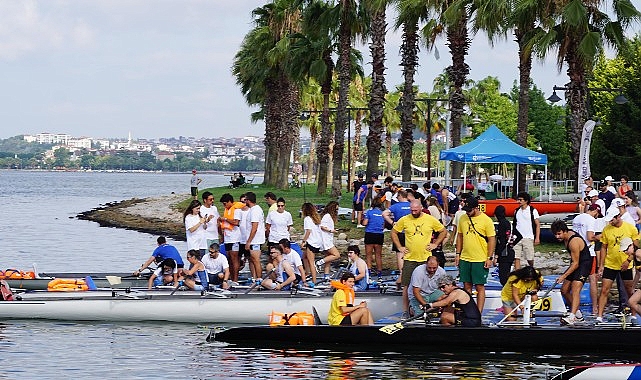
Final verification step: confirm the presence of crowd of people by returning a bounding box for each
[132,171,641,327]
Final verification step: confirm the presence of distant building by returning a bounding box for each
[154,151,176,161]
[24,133,70,145]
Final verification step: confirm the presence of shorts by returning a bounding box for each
[458,260,489,285]
[364,232,384,245]
[392,233,406,252]
[208,273,224,285]
[190,187,198,196]
[409,289,444,315]
[566,259,592,283]
[353,201,363,212]
[340,315,353,325]
[193,284,206,291]
[248,244,261,251]
[306,244,321,254]
[514,238,535,262]
[401,260,422,287]
[225,242,240,252]
[602,267,633,281]
[239,243,250,258]
[502,300,518,309]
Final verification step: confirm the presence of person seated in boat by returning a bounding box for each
[500,266,542,321]
[346,245,369,291]
[260,245,299,291]
[279,239,308,287]
[328,272,374,326]
[134,236,185,276]
[148,258,180,289]
[408,256,446,317]
[182,250,209,291]
[201,243,230,289]
[426,275,481,327]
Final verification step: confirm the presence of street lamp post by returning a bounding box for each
[548,86,628,105]
[415,97,448,180]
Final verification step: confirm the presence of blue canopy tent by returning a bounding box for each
[439,124,548,197]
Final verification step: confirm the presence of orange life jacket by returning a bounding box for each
[221,201,245,231]
[330,280,355,316]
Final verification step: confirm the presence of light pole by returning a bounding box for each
[548,86,628,105]
[415,97,448,180]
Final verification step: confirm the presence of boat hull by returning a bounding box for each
[0,290,401,324]
[212,324,641,353]
[5,272,151,291]
[479,199,577,217]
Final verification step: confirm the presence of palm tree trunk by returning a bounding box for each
[566,47,589,192]
[386,129,392,176]
[446,17,470,181]
[263,78,281,186]
[306,130,317,183]
[399,21,419,181]
[351,112,363,191]
[515,26,532,196]
[366,7,386,180]
[315,51,334,195]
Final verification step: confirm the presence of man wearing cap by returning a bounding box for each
[608,198,635,226]
[455,196,496,312]
[513,192,540,269]
[551,220,593,325]
[596,207,640,322]
[598,180,615,210]
[586,188,606,213]
[190,169,202,200]
[391,199,447,315]
[572,203,603,313]
[426,275,481,327]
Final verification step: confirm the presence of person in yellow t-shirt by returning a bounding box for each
[391,199,447,316]
[328,272,373,326]
[596,207,640,322]
[500,266,543,320]
[455,197,496,312]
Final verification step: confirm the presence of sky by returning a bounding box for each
[0,1,638,141]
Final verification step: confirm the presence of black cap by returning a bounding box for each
[462,197,479,212]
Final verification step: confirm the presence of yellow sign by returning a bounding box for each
[479,204,486,213]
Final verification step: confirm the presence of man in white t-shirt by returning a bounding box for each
[244,192,266,280]
[513,192,540,269]
[219,193,242,282]
[408,256,446,316]
[201,243,230,289]
[572,204,602,312]
[200,191,220,248]
[279,239,306,283]
[265,199,293,244]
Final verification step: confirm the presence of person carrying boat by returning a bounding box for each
[148,258,180,289]
[426,275,481,327]
[201,243,230,290]
[500,266,542,321]
[391,199,447,316]
[346,245,369,291]
[328,272,373,326]
[182,250,209,291]
[134,236,184,276]
[596,207,640,323]
[261,245,298,291]
[551,220,591,325]
[456,196,496,313]
[408,256,446,317]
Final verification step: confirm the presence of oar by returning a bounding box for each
[379,308,436,335]
[243,267,276,294]
[531,282,559,311]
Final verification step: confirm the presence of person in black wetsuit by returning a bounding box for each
[495,205,517,286]
[425,275,481,327]
[551,220,593,325]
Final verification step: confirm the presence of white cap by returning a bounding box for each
[604,207,621,222]
[620,237,634,252]
[605,175,614,181]
[587,189,599,197]
[612,198,625,208]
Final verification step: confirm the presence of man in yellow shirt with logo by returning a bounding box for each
[391,199,447,316]
[455,197,496,312]
[596,207,640,323]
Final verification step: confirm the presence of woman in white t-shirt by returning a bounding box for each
[316,201,341,279]
[266,197,293,244]
[183,199,206,255]
[301,203,323,283]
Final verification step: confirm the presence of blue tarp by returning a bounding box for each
[439,124,547,165]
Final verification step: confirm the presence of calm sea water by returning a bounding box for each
[0,170,634,378]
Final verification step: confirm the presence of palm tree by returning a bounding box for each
[299,80,325,182]
[530,0,640,184]
[382,91,402,176]
[364,0,388,181]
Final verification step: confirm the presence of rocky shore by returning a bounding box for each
[77,194,570,275]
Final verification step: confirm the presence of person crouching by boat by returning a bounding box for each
[328,272,374,326]
[134,236,185,276]
[261,245,299,291]
[500,266,542,321]
[346,245,369,291]
[426,275,481,327]
[202,243,230,290]
[182,250,209,291]
[148,258,180,290]
[408,256,446,317]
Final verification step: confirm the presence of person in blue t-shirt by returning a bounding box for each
[134,236,185,276]
[353,180,373,225]
[362,197,385,277]
[383,189,412,282]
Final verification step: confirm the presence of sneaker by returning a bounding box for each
[596,316,604,324]
[228,281,239,287]
[561,315,575,325]
[356,224,365,228]
[575,310,583,320]
[315,261,324,275]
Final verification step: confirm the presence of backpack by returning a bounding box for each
[512,205,537,237]
[448,197,460,215]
